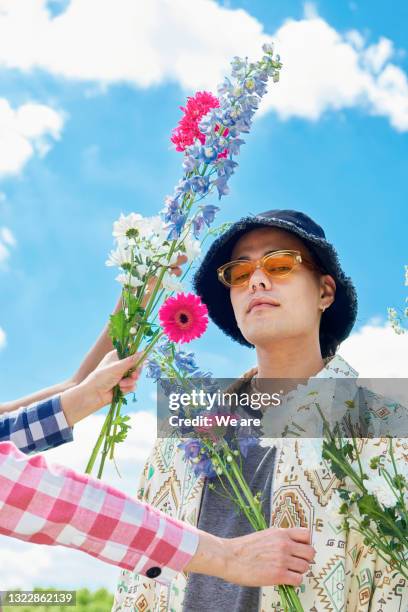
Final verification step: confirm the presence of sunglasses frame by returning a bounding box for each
[217,249,318,288]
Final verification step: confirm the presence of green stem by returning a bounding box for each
[85,411,110,474]
[96,389,120,479]
[109,395,124,461]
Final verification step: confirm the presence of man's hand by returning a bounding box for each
[186,526,315,587]
[61,351,142,426]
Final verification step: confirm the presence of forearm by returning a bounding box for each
[71,321,114,384]
[0,442,199,584]
[0,380,76,414]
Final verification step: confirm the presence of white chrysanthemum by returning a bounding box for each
[161,272,185,293]
[136,263,148,277]
[183,234,201,262]
[365,479,396,508]
[145,215,168,239]
[106,246,133,268]
[113,213,145,241]
[115,273,143,288]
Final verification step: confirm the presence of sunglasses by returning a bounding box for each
[217,249,318,288]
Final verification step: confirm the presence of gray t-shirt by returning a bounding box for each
[182,400,276,612]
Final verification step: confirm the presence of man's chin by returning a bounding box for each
[240,326,277,347]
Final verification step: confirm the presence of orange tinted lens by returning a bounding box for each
[224,261,254,285]
[264,253,296,276]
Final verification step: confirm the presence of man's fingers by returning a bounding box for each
[286,555,311,574]
[282,570,304,587]
[289,542,316,562]
[286,527,312,544]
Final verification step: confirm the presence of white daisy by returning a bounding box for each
[161,272,185,293]
[115,273,143,288]
[106,246,133,268]
[113,212,145,241]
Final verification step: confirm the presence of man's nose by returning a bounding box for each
[248,266,272,291]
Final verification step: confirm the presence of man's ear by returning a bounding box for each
[320,274,336,308]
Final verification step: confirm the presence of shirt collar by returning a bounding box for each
[315,353,359,379]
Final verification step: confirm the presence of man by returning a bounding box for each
[113,209,407,611]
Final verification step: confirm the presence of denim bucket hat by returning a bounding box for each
[192,209,358,358]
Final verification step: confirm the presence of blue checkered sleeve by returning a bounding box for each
[0,396,73,454]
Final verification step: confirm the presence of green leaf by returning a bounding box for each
[108,310,127,344]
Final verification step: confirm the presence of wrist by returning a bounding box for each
[183,531,231,580]
[60,382,101,427]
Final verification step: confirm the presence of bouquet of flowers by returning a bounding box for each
[85,43,282,478]
[315,401,408,583]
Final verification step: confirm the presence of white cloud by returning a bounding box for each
[0,325,6,349]
[0,1,407,130]
[340,318,408,377]
[263,15,408,131]
[0,226,16,246]
[0,225,16,264]
[0,98,65,177]
[44,409,156,488]
[0,547,51,589]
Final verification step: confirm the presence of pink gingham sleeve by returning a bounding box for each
[0,442,199,584]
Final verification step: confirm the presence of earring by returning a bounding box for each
[320,305,326,312]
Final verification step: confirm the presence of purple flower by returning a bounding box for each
[201,205,220,226]
[238,436,260,458]
[178,439,202,459]
[192,215,205,238]
[166,213,187,239]
[213,176,230,199]
[192,455,217,478]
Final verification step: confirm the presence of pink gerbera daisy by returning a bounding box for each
[159,292,208,343]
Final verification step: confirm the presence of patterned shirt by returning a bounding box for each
[0,396,73,453]
[0,441,199,584]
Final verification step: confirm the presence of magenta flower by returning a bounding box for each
[159,292,208,343]
[171,91,221,152]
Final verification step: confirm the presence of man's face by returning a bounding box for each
[229,227,335,349]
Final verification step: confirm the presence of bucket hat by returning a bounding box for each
[192,209,358,358]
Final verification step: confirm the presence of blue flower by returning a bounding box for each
[201,205,220,226]
[174,350,199,374]
[192,215,205,238]
[213,176,230,199]
[190,175,210,195]
[199,146,219,163]
[145,359,163,382]
[193,455,217,478]
[166,213,187,239]
[178,439,202,459]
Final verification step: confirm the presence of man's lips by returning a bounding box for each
[247,298,280,313]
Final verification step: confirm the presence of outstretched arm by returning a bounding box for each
[0,441,314,587]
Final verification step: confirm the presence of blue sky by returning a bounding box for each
[0,0,407,590]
